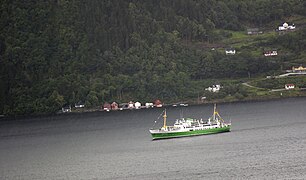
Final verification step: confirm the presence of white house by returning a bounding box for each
[145,102,154,108]
[225,48,236,55]
[285,84,295,90]
[264,50,277,57]
[62,105,71,113]
[205,84,222,93]
[134,102,141,109]
[128,101,134,109]
[278,22,295,31]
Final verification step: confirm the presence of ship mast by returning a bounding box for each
[213,103,217,121]
[163,109,167,129]
[213,104,225,123]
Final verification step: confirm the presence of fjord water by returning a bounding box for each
[1,98,306,179]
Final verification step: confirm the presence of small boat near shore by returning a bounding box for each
[149,104,231,140]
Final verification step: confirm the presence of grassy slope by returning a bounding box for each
[188,15,306,104]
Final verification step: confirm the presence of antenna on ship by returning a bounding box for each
[163,109,167,129]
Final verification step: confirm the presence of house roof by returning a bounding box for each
[293,66,306,71]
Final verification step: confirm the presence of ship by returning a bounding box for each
[149,104,231,140]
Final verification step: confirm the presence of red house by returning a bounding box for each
[285,84,295,90]
[154,99,163,108]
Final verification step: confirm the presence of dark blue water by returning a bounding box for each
[1,98,306,179]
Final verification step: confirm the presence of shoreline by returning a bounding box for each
[1,94,306,121]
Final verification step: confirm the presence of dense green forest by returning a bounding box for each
[1,0,306,115]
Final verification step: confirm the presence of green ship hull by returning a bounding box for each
[151,126,230,140]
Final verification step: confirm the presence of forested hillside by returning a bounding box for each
[1,0,306,115]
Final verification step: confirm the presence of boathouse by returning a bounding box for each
[62,105,71,113]
[128,101,134,109]
[103,102,111,111]
[154,99,163,108]
[134,102,141,109]
[75,101,85,108]
[111,102,118,110]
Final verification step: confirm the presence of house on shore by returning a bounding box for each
[134,102,141,109]
[62,105,71,113]
[128,101,134,109]
[111,102,118,110]
[145,102,154,108]
[154,99,163,108]
[103,102,111,111]
[75,101,85,108]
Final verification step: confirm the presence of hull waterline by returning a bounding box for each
[151,126,231,140]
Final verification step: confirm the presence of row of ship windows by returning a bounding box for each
[189,127,218,131]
